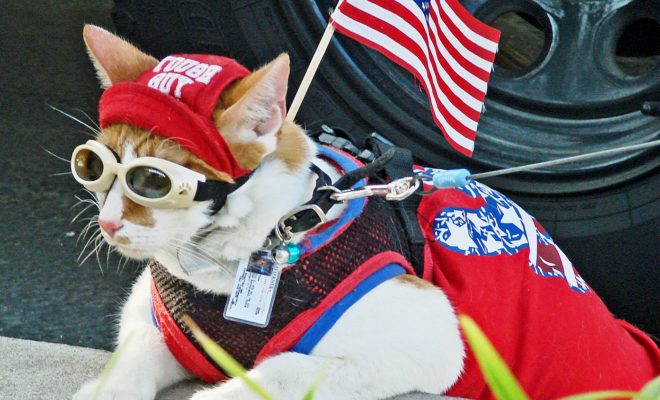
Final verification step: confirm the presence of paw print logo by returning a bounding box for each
[178,182,192,196]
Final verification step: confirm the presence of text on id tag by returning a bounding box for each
[223,250,282,328]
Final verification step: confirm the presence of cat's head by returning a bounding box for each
[77,25,312,261]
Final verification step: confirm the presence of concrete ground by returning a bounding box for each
[0,337,453,400]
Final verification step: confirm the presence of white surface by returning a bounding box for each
[0,336,459,400]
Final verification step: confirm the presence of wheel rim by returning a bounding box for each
[281,0,659,194]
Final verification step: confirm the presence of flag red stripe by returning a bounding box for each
[368,0,487,109]
[432,13,491,82]
[444,0,501,43]
[330,0,500,156]
[370,0,427,38]
[341,1,483,121]
[427,24,489,104]
[437,2,498,63]
[332,3,480,148]
[330,19,478,146]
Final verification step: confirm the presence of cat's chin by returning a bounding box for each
[111,244,154,261]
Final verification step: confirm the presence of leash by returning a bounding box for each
[270,133,426,270]
[427,138,660,190]
[268,127,659,267]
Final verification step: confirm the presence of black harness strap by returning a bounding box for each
[279,149,398,238]
[280,132,426,277]
[367,138,426,277]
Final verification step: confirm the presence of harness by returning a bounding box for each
[125,52,658,394]
[149,131,658,398]
[150,145,416,382]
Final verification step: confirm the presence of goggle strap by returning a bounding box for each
[195,172,253,214]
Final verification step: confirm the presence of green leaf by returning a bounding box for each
[458,314,529,400]
[559,371,660,400]
[183,315,274,400]
[636,375,660,400]
[299,367,328,400]
[92,333,133,400]
[300,382,319,400]
[559,391,639,400]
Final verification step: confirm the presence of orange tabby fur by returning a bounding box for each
[214,54,310,172]
[83,25,158,88]
[96,124,235,226]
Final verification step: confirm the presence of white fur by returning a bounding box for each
[74,51,463,400]
[97,144,215,261]
[74,270,190,400]
[74,130,465,399]
[189,279,463,400]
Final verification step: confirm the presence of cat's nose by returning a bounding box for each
[99,219,123,238]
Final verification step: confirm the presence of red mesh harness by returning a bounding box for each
[150,149,416,382]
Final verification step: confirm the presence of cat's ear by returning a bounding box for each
[216,53,290,150]
[83,24,158,88]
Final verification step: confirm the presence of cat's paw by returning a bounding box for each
[73,378,157,400]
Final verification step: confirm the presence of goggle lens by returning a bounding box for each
[127,166,172,199]
[74,149,104,182]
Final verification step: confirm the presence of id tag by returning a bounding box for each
[223,250,281,328]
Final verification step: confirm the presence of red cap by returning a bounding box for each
[99,54,252,179]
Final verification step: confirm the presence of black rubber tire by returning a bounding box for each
[111,0,659,337]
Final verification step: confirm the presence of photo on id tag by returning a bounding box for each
[223,250,282,328]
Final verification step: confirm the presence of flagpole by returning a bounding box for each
[286,2,343,122]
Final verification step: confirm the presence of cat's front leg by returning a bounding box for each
[189,352,347,400]
[190,277,464,400]
[73,268,189,400]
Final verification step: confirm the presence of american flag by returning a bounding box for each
[330,0,500,156]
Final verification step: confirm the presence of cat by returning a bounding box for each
[73,25,658,400]
[72,25,463,400]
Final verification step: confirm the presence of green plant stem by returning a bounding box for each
[559,391,640,400]
[459,314,530,400]
[183,315,274,400]
[92,333,133,400]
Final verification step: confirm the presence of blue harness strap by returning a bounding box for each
[291,264,406,354]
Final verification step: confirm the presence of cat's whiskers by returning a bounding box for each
[77,220,100,247]
[169,244,213,268]
[116,252,135,274]
[78,228,102,264]
[48,104,102,136]
[71,204,96,224]
[72,194,100,211]
[42,147,71,163]
[166,238,235,276]
[77,230,100,262]
[74,196,100,242]
[105,242,113,272]
[78,233,107,274]
[166,243,217,271]
[93,235,107,273]
[166,238,219,263]
[77,216,98,245]
[43,146,77,177]
[71,108,101,131]
[82,189,98,199]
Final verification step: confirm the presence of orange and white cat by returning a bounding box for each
[72,25,463,400]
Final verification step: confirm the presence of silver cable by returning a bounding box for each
[470,138,660,180]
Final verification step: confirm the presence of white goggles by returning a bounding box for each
[71,140,248,209]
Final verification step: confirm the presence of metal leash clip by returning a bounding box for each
[329,177,420,202]
[275,204,328,243]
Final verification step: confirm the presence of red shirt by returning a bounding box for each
[417,177,659,399]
